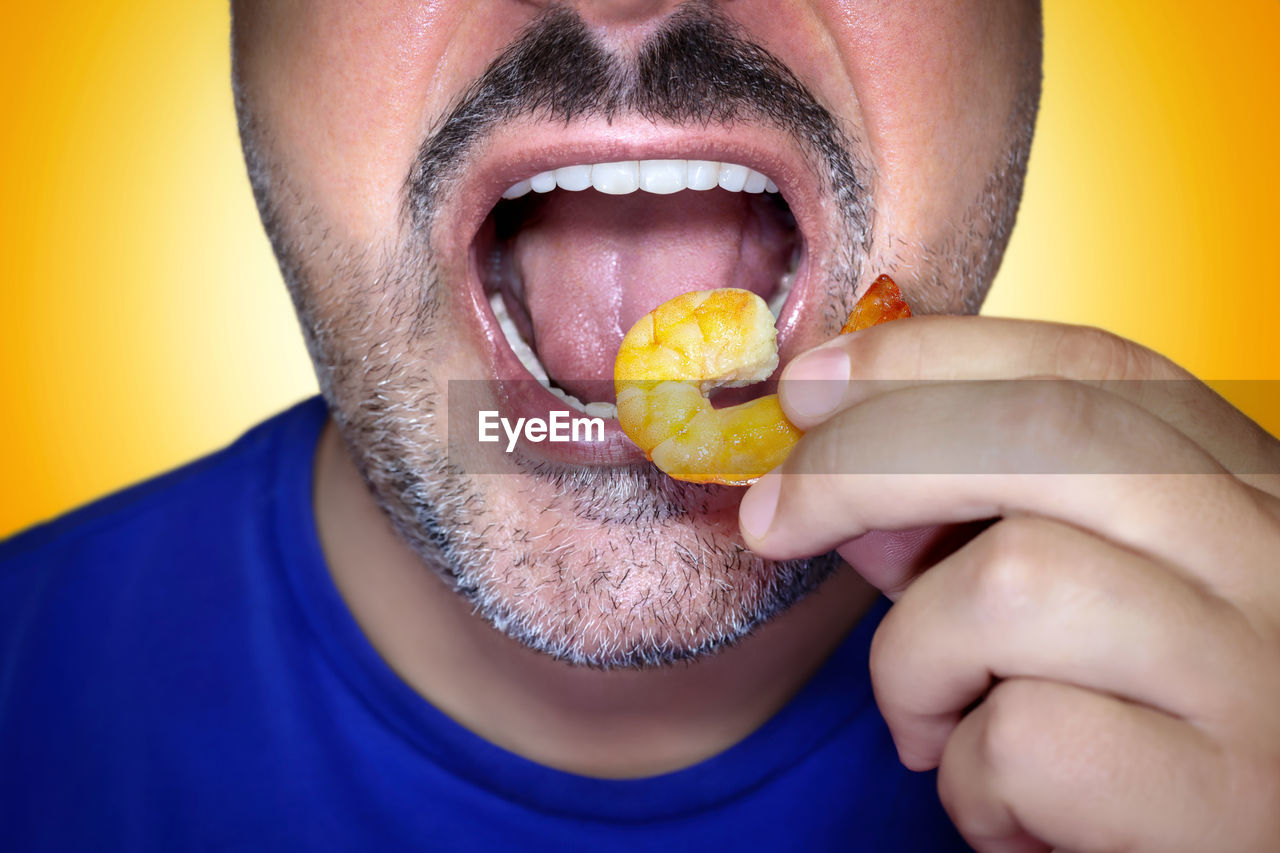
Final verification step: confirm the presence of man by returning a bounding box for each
[3,1,1278,850]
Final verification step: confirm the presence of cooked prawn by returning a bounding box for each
[614,274,911,485]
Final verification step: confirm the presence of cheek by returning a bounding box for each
[730,1,862,125]
[811,0,1040,241]
[233,2,536,243]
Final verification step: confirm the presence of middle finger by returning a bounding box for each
[869,516,1256,770]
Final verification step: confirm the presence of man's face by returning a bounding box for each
[231,0,1041,667]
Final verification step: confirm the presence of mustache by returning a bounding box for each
[404,3,872,241]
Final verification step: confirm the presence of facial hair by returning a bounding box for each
[235,4,1039,668]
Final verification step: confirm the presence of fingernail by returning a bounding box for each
[740,471,782,541]
[783,347,850,419]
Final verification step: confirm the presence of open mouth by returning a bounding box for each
[455,126,824,464]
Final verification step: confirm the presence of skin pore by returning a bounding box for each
[232,1,1041,777]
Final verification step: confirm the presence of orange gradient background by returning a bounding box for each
[3,2,1278,536]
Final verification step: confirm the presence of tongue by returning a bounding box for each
[512,189,794,402]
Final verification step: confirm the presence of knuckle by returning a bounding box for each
[997,378,1101,462]
[968,520,1052,622]
[938,680,1047,841]
[1049,323,1155,380]
[975,679,1044,776]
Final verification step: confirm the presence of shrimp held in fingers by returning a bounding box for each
[614,274,912,485]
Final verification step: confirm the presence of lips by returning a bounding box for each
[443,119,835,466]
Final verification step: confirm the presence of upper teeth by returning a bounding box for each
[502,160,779,200]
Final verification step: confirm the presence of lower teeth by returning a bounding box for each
[490,291,550,385]
[489,292,618,418]
[768,269,795,317]
[768,242,803,317]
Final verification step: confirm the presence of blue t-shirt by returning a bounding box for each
[0,398,967,851]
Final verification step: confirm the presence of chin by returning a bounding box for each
[331,381,842,668]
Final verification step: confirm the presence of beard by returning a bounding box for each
[234,4,1038,668]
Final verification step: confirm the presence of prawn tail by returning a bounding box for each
[840,274,912,334]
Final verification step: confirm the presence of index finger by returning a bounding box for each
[779,315,1280,484]
[741,379,1279,599]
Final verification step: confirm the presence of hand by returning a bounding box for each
[739,315,1280,852]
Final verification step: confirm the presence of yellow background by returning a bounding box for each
[3,2,1278,536]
